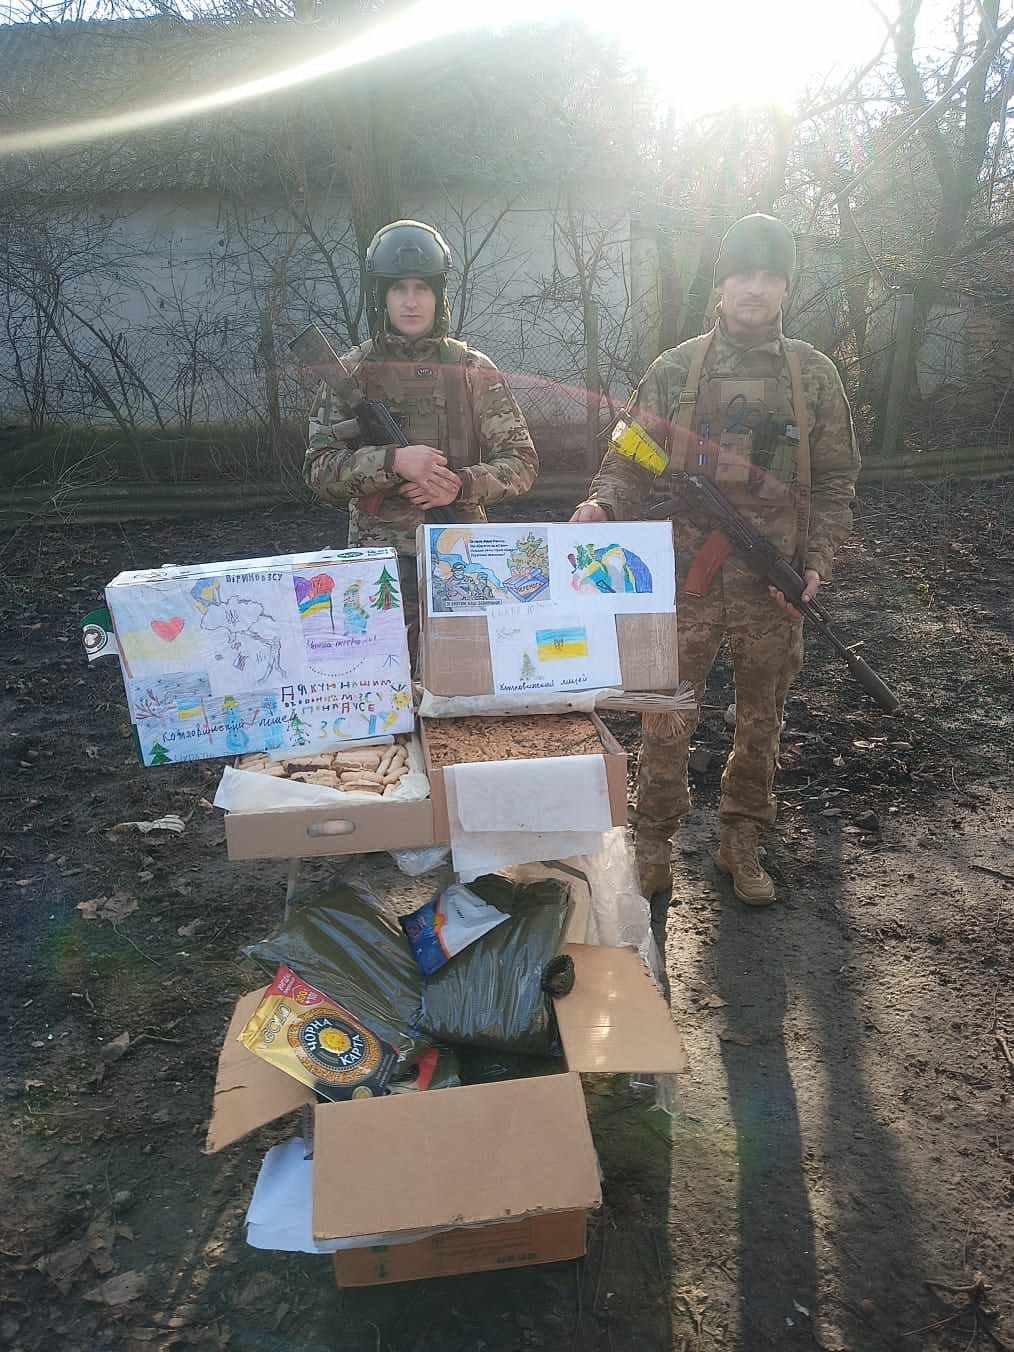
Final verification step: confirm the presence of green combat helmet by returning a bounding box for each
[365,219,453,335]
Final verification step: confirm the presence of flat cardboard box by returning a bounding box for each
[206,944,688,1283]
[421,710,628,843]
[416,522,678,698]
[421,610,678,698]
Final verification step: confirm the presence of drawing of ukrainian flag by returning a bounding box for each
[298,595,332,619]
[536,626,589,661]
[177,698,206,720]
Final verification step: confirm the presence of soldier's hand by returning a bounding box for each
[400,468,462,509]
[769,569,820,619]
[393,444,448,483]
[570,501,608,523]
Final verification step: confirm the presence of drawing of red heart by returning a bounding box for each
[151,617,184,642]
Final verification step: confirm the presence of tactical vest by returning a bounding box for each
[668,329,813,563]
[356,337,477,468]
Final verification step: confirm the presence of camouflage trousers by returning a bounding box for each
[635,585,804,838]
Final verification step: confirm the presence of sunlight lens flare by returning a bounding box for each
[0,1,469,156]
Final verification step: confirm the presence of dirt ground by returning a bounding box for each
[1,479,1011,1352]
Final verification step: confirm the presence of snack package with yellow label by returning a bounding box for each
[239,965,398,1102]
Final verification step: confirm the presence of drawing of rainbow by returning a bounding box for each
[536,626,589,661]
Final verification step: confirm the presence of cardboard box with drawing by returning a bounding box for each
[98,547,413,765]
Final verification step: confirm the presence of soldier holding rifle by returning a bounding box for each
[572,214,862,909]
[303,219,539,652]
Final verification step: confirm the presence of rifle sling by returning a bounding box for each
[784,343,811,569]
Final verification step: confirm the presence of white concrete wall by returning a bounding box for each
[1,185,637,436]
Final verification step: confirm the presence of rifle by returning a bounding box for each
[647,473,900,713]
[288,323,454,523]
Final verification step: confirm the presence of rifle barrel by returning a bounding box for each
[646,477,900,713]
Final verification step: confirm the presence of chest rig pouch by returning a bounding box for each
[357,339,475,470]
[668,330,813,567]
[707,378,796,501]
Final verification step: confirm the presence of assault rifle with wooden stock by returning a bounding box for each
[289,323,408,451]
[289,323,453,523]
[647,474,900,713]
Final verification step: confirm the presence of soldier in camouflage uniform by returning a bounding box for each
[304,220,538,657]
[572,214,860,908]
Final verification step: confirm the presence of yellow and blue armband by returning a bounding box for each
[608,417,670,476]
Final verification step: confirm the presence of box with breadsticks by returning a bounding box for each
[217,733,435,859]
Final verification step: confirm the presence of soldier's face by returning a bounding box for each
[386,278,437,338]
[717,269,787,335]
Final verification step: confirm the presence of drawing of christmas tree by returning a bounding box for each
[520,651,536,681]
[150,742,171,765]
[288,711,311,745]
[370,565,401,611]
[507,532,549,578]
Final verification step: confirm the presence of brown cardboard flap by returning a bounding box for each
[555,944,690,1074]
[422,615,491,696]
[615,612,679,691]
[205,988,314,1153]
[420,608,678,699]
[312,1072,600,1241]
[332,1210,588,1286]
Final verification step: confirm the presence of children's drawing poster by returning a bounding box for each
[486,606,622,696]
[104,549,413,766]
[425,525,551,614]
[549,522,676,613]
[423,522,675,617]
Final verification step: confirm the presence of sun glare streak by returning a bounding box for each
[0,1,468,155]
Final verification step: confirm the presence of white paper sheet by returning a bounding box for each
[443,763,607,882]
[213,763,431,812]
[451,756,611,834]
[421,521,676,617]
[423,524,552,615]
[486,606,622,697]
[548,521,677,613]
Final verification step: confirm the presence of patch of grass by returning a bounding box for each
[2,421,306,489]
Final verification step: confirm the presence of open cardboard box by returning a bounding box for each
[223,712,627,861]
[415,522,679,698]
[420,710,628,843]
[222,732,434,860]
[224,793,435,860]
[206,943,688,1286]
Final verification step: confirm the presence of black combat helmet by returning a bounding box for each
[365,220,453,337]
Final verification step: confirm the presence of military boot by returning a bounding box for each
[635,832,673,903]
[715,822,776,906]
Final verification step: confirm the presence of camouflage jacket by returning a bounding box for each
[304,332,539,556]
[583,314,860,583]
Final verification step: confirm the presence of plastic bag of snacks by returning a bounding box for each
[239,965,398,1101]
